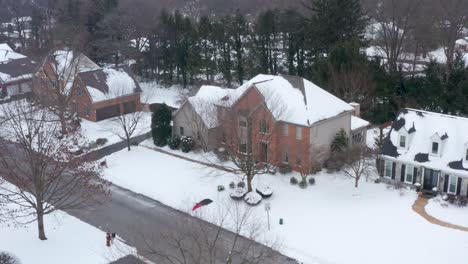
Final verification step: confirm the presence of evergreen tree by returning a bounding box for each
[198,16,215,81]
[152,104,172,147]
[230,10,248,84]
[306,0,367,53]
[253,9,280,75]
[213,17,233,86]
[331,129,349,153]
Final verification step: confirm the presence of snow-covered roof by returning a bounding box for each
[381,109,468,177]
[52,49,100,76]
[222,74,354,126]
[0,43,25,63]
[187,85,229,129]
[351,115,370,131]
[455,38,468,45]
[79,67,141,103]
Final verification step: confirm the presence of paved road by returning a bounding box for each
[67,182,298,264]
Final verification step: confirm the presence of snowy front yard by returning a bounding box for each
[426,197,468,227]
[0,198,135,264]
[80,112,152,147]
[103,144,468,264]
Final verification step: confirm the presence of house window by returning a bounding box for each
[405,165,414,183]
[282,124,289,136]
[179,126,185,136]
[72,102,78,113]
[399,135,406,148]
[431,142,439,154]
[259,119,269,134]
[465,149,468,161]
[77,88,83,97]
[352,132,363,144]
[448,175,457,194]
[21,82,32,92]
[296,127,302,139]
[239,143,247,154]
[84,105,90,116]
[282,151,289,163]
[384,160,393,178]
[239,116,247,128]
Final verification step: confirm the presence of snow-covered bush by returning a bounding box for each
[290,176,298,185]
[308,177,316,185]
[229,182,236,189]
[374,178,381,184]
[279,164,292,174]
[0,252,21,264]
[298,180,308,189]
[244,192,262,206]
[217,185,225,192]
[229,188,247,200]
[256,185,273,198]
[96,138,108,146]
[180,136,194,153]
[214,147,229,162]
[237,181,246,188]
[168,136,181,150]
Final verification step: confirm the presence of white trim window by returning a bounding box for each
[384,160,393,178]
[282,124,289,136]
[405,165,414,183]
[431,142,439,155]
[448,175,458,194]
[259,119,269,134]
[296,126,302,140]
[399,135,406,148]
[352,131,363,144]
[282,150,289,164]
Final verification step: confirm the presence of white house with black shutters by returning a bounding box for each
[379,109,468,197]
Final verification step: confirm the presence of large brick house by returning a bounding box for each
[33,49,142,121]
[173,74,369,172]
[0,43,37,101]
[379,109,468,197]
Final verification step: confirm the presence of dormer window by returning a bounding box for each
[431,142,439,155]
[399,135,406,148]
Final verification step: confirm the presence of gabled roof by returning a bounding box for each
[78,66,141,103]
[184,85,229,129]
[0,43,37,84]
[381,108,468,177]
[219,74,354,126]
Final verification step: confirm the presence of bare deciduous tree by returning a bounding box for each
[0,100,109,240]
[138,202,281,264]
[342,145,375,188]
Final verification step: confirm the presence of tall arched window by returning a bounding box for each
[259,119,269,134]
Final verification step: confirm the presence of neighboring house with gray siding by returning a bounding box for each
[379,109,468,197]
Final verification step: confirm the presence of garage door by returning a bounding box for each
[96,104,120,121]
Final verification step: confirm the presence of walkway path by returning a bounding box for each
[412,194,468,232]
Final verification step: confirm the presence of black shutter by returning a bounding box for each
[413,167,418,184]
[391,162,396,180]
[400,164,406,182]
[443,175,449,193]
[456,177,462,195]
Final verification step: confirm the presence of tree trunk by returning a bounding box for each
[37,210,47,240]
[354,177,359,188]
[127,138,131,151]
[247,177,253,192]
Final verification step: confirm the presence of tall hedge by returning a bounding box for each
[152,103,172,146]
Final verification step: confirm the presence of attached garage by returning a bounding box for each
[96,104,120,121]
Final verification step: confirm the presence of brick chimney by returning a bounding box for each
[349,102,360,117]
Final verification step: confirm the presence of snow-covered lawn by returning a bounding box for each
[103,145,468,264]
[426,196,468,227]
[0,199,135,264]
[140,81,186,109]
[80,112,152,147]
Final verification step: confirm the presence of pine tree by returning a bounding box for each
[230,10,248,84]
[331,129,349,153]
[152,104,172,147]
[306,0,367,53]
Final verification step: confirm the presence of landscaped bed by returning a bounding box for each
[103,145,468,264]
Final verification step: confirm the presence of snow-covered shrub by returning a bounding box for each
[214,147,229,162]
[168,136,181,150]
[278,164,292,174]
[180,136,194,153]
[256,185,273,198]
[298,180,308,189]
[374,178,381,184]
[290,176,298,185]
[308,177,316,185]
[229,188,247,200]
[0,252,21,264]
[455,196,467,207]
[229,182,236,189]
[244,192,262,206]
[217,185,225,192]
[131,141,139,146]
[96,138,108,146]
[237,181,246,188]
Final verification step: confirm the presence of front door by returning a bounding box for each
[423,168,439,191]
[259,142,268,162]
